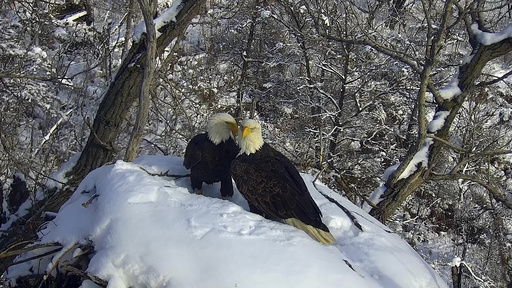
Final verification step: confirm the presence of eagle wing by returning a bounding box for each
[184,134,238,198]
[231,144,325,230]
[183,133,207,169]
[184,133,228,169]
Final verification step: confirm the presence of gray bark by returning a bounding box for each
[124,0,157,162]
[68,0,206,186]
[370,33,512,223]
[0,0,206,276]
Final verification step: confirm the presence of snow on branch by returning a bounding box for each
[439,23,512,101]
[133,0,183,42]
[398,139,433,180]
[32,109,74,158]
[471,23,512,46]
[428,111,450,133]
[451,258,495,288]
[438,77,462,100]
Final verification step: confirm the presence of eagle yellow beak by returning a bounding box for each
[242,126,251,138]
[228,123,239,137]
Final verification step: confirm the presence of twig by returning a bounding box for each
[40,242,79,286]
[142,138,168,155]
[82,194,99,208]
[84,117,114,151]
[32,109,74,157]
[343,259,356,272]
[337,176,379,209]
[0,242,61,259]
[427,134,512,156]
[325,161,379,209]
[460,261,493,286]
[9,247,63,267]
[59,242,106,286]
[348,211,395,233]
[60,244,94,267]
[312,168,324,183]
[402,198,441,224]
[138,166,190,179]
[60,265,108,287]
[430,172,512,210]
[477,70,512,87]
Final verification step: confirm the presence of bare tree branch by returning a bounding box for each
[430,173,512,209]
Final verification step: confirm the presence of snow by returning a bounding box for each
[435,23,512,102]
[5,155,449,288]
[57,11,88,25]
[13,172,26,182]
[439,77,462,100]
[451,257,462,267]
[398,139,433,180]
[364,184,386,213]
[321,14,330,26]
[44,152,80,190]
[428,110,450,133]
[0,154,77,233]
[471,23,512,46]
[261,10,271,18]
[134,0,183,42]
[363,164,399,211]
[383,163,400,181]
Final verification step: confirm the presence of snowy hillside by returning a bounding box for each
[5,155,449,288]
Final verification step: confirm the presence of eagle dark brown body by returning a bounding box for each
[231,119,335,245]
[232,143,330,233]
[183,113,239,198]
[183,133,239,198]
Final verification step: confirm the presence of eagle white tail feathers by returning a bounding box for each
[285,218,336,245]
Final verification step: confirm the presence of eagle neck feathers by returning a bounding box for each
[238,119,264,156]
[239,135,264,155]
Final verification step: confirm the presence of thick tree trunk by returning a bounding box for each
[0,184,4,224]
[0,0,206,276]
[68,0,206,186]
[368,0,452,222]
[6,175,30,214]
[451,264,462,288]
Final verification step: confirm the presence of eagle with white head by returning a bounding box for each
[231,119,335,245]
[183,113,239,198]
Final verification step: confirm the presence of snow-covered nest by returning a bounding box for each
[5,155,449,288]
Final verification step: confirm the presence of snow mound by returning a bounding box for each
[6,155,448,288]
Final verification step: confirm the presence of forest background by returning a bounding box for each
[1,0,512,287]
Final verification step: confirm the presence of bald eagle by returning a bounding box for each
[231,119,336,245]
[183,113,239,198]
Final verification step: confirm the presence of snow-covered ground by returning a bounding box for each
[5,155,449,288]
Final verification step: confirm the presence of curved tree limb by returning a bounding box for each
[369,22,512,222]
[430,173,512,210]
[124,0,157,161]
